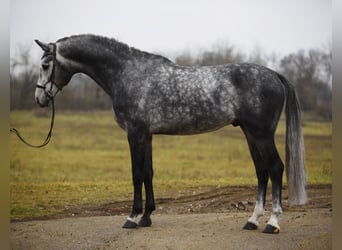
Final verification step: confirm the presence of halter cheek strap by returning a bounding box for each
[36,82,62,99]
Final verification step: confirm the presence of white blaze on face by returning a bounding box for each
[36,54,52,106]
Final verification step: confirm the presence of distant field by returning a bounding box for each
[10,110,331,220]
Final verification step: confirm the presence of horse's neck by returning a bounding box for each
[57,37,128,96]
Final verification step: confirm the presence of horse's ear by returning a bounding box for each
[35,40,50,52]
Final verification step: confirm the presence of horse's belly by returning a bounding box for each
[149,107,235,135]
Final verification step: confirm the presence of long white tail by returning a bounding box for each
[278,73,307,206]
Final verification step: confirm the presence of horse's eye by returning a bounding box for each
[42,64,49,70]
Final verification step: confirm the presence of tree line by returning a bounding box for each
[10,42,331,120]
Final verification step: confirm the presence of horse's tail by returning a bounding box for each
[277,73,307,206]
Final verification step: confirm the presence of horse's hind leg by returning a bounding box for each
[262,138,284,234]
[242,131,269,230]
[242,129,284,234]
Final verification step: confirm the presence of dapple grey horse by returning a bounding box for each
[35,34,307,234]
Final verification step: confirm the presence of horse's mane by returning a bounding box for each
[57,34,172,64]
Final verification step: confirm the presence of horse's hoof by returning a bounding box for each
[262,224,280,234]
[138,216,152,227]
[242,222,258,230]
[122,219,138,229]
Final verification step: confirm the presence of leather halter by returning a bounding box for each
[36,43,63,98]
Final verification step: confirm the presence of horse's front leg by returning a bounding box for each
[123,128,154,228]
[138,134,155,227]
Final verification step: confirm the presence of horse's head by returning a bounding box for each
[35,40,72,107]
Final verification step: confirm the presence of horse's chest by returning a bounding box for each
[112,106,129,131]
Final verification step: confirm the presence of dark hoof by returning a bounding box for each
[262,224,280,234]
[138,216,152,227]
[242,222,258,230]
[122,219,138,229]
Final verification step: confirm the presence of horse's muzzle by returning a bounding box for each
[36,97,49,107]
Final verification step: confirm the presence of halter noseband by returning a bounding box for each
[36,43,63,98]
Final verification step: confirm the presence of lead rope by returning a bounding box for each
[10,97,55,148]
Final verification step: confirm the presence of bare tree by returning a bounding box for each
[175,49,195,66]
[247,45,267,66]
[195,42,244,66]
[55,73,112,110]
[10,44,39,110]
[280,48,330,114]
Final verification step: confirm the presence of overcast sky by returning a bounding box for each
[11,0,331,60]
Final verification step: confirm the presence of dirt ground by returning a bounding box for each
[10,184,332,250]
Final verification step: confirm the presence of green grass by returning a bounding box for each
[10,110,331,220]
